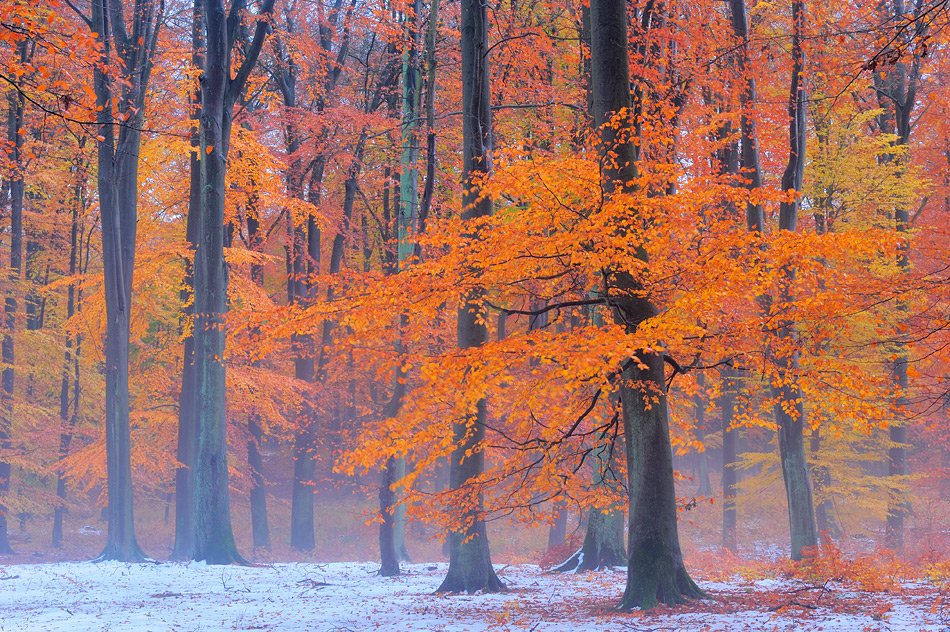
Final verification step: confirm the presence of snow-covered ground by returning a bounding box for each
[0,561,945,631]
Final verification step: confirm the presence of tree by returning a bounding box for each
[436,0,504,594]
[771,0,818,560]
[588,0,702,609]
[84,0,163,562]
[190,0,275,564]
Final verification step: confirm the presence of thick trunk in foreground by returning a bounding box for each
[589,0,700,609]
[89,0,162,562]
[437,0,503,594]
[190,0,274,564]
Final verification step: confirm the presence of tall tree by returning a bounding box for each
[52,136,90,549]
[436,0,504,594]
[772,0,818,560]
[872,0,928,553]
[172,0,204,561]
[0,39,28,556]
[190,0,275,564]
[588,0,702,609]
[82,0,163,562]
[727,0,817,560]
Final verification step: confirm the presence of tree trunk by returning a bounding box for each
[190,0,274,564]
[589,0,701,608]
[810,428,839,539]
[871,0,923,549]
[172,0,205,561]
[378,456,401,576]
[90,0,162,562]
[437,0,503,594]
[720,369,739,553]
[53,158,87,549]
[773,0,817,560]
[246,198,271,550]
[547,503,568,550]
[694,374,712,497]
[0,54,27,555]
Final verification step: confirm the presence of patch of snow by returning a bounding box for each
[0,561,942,631]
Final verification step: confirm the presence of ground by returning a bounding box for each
[0,561,945,631]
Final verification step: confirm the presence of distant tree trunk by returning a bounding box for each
[0,46,27,555]
[727,0,816,560]
[190,0,275,564]
[245,202,270,550]
[88,0,163,562]
[810,428,839,539]
[588,0,701,609]
[694,374,712,497]
[554,410,626,572]
[436,0,503,594]
[389,0,425,564]
[871,0,925,554]
[547,503,568,549]
[172,0,204,561]
[720,369,739,553]
[275,3,356,551]
[53,152,87,548]
[378,454,402,576]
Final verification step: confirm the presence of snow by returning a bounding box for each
[0,561,944,631]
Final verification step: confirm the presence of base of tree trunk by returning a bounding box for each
[436,561,506,594]
[618,556,704,610]
[94,541,146,563]
[552,509,625,573]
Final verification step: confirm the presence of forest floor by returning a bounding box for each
[0,561,946,631]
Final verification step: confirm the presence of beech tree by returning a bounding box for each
[76,0,164,562]
[436,0,504,594]
[189,0,275,564]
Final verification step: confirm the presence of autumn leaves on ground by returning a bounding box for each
[0,0,948,628]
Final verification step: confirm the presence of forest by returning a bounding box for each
[0,0,948,628]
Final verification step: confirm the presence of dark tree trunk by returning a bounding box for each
[378,456,401,576]
[720,369,739,553]
[244,188,271,550]
[554,414,625,573]
[89,0,162,563]
[172,0,204,561]
[727,0,816,560]
[53,155,87,549]
[0,49,27,555]
[810,428,839,539]
[871,0,922,546]
[190,0,274,564]
[554,506,625,572]
[276,3,354,551]
[437,0,503,594]
[773,0,817,560]
[589,0,701,609]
